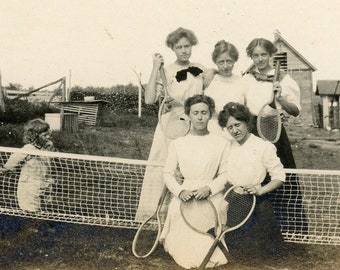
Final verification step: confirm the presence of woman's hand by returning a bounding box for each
[273,82,300,117]
[273,82,282,98]
[193,186,211,200]
[179,190,194,202]
[243,185,262,196]
[152,53,164,70]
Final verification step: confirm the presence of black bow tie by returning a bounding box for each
[175,66,203,82]
[251,71,274,82]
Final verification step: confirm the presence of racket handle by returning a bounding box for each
[198,234,222,269]
[274,61,281,83]
[156,186,168,213]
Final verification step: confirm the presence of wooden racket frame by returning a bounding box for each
[256,61,282,143]
[198,186,256,269]
[132,186,168,258]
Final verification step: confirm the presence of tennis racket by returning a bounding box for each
[257,61,282,143]
[132,186,168,258]
[158,66,190,139]
[180,197,231,261]
[198,186,256,269]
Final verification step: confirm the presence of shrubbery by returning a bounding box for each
[0,83,158,126]
[0,98,59,124]
[70,84,158,115]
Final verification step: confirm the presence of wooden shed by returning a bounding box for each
[59,100,110,126]
[315,80,340,130]
[244,31,317,127]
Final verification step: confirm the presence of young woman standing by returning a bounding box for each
[135,28,206,221]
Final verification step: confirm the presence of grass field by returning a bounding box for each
[0,112,340,269]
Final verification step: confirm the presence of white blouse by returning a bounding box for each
[243,69,301,116]
[156,62,205,105]
[204,74,246,114]
[226,134,285,188]
[163,133,230,197]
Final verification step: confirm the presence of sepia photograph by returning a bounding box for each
[0,1,339,269]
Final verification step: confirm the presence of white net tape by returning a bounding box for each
[0,146,339,245]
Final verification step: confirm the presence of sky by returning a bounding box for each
[0,0,339,90]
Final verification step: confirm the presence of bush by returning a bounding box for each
[0,99,59,124]
[70,84,158,115]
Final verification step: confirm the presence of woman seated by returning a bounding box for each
[218,102,286,260]
[160,94,230,269]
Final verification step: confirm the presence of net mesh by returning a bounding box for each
[0,146,339,245]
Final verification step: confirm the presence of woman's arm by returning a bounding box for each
[273,75,301,117]
[274,86,300,117]
[163,141,186,197]
[244,143,285,196]
[145,53,164,104]
[205,141,231,196]
[202,68,217,89]
[2,152,28,171]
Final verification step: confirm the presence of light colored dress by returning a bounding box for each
[160,133,230,269]
[204,74,246,139]
[243,68,301,168]
[243,69,301,117]
[135,62,205,221]
[226,134,285,186]
[3,144,54,212]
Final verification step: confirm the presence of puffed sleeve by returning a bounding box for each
[207,140,231,195]
[281,74,301,113]
[262,143,286,182]
[163,140,184,197]
[3,145,32,171]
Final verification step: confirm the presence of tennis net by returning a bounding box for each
[0,146,339,245]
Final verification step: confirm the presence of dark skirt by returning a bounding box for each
[250,117,308,234]
[249,117,295,169]
[225,197,285,260]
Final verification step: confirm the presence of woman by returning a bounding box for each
[243,38,300,168]
[160,95,230,269]
[243,38,307,234]
[135,28,207,221]
[204,40,247,138]
[218,102,286,259]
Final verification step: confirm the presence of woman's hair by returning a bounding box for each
[166,27,198,49]
[218,102,251,128]
[184,94,215,116]
[212,40,239,63]
[246,38,277,57]
[23,118,50,144]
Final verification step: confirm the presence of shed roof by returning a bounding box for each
[274,34,317,71]
[244,31,317,74]
[316,80,340,96]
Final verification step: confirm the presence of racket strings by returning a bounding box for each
[258,114,280,141]
[181,199,218,235]
[225,191,255,228]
